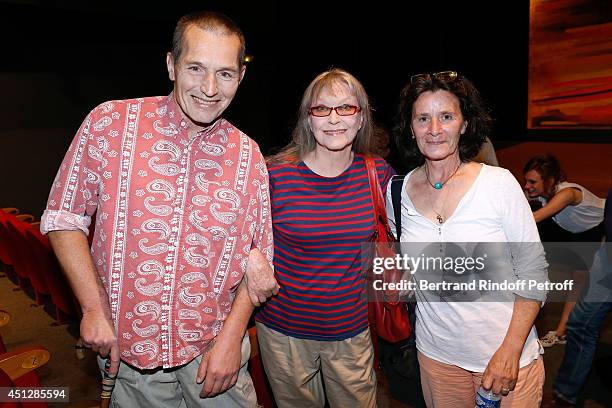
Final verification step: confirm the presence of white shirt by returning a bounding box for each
[537,182,605,233]
[386,164,547,372]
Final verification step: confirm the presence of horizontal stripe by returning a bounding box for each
[256,155,393,340]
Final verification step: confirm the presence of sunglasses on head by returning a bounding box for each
[410,71,458,83]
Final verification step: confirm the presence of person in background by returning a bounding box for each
[551,188,611,407]
[41,11,277,407]
[524,154,606,347]
[255,68,393,408]
[372,122,391,159]
[473,136,499,166]
[391,70,548,407]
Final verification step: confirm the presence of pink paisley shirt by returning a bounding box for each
[41,94,273,369]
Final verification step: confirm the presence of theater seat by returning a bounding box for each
[0,345,51,383]
[0,311,50,408]
[24,228,79,323]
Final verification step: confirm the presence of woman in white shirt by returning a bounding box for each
[524,154,605,347]
[388,71,548,407]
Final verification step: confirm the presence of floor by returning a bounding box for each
[1,267,611,408]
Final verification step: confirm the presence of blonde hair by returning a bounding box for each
[268,68,375,165]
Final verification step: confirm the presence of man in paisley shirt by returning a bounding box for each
[41,11,277,407]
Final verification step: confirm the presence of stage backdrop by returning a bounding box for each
[528,0,612,129]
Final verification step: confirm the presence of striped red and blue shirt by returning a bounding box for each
[256,154,393,340]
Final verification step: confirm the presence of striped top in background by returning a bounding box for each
[256,154,393,340]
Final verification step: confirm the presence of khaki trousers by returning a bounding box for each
[255,322,377,408]
[97,334,256,408]
[418,352,545,408]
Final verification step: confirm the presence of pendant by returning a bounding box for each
[436,215,444,224]
[434,182,442,189]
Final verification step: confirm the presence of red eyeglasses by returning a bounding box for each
[308,104,361,117]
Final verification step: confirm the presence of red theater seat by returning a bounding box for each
[25,229,79,324]
[0,311,50,408]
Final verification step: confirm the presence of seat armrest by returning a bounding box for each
[0,345,50,381]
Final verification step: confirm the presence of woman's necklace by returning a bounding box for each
[424,161,462,189]
[428,190,447,224]
[423,162,462,224]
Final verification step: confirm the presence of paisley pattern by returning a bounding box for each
[132,319,159,337]
[131,340,158,360]
[134,277,163,296]
[153,119,178,137]
[40,94,273,370]
[144,179,175,216]
[194,172,221,193]
[195,158,224,176]
[148,156,180,176]
[137,260,164,280]
[178,287,206,308]
[93,116,112,131]
[134,300,162,319]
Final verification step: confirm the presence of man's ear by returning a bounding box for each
[238,65,246,84]
[166,52,176,81]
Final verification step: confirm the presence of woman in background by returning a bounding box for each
[524,154,606,347]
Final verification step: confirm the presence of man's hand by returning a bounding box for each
[245,248,278,306]
[81,308,121,376]
[47,230,121,376]
[196,336,242,398]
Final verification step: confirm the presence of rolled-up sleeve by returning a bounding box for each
[251,146,274,265]
[41,109,101,236]
[498,169,549,302]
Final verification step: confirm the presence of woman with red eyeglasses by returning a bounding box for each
[254,68,393,408]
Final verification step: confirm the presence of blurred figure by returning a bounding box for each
[524,154,606,347]
[552,188,611,407]
[473,136,499,166]
[373,123,391,159]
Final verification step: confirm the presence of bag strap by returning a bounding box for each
[364,156,390,237]
[391,175,406,241]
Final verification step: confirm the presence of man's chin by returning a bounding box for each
[187,112,222,128]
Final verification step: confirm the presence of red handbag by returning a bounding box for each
[364,157,412,343]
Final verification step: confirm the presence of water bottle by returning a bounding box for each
[475,386,501,408]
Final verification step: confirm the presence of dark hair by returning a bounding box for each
[523,154,567,188]
[393,73,493,167]
[267,68,376,165]
[171,11,245,67]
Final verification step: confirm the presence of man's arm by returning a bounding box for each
[197,280,254,397]
[48,230,120,376]
[244,149,278,306]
